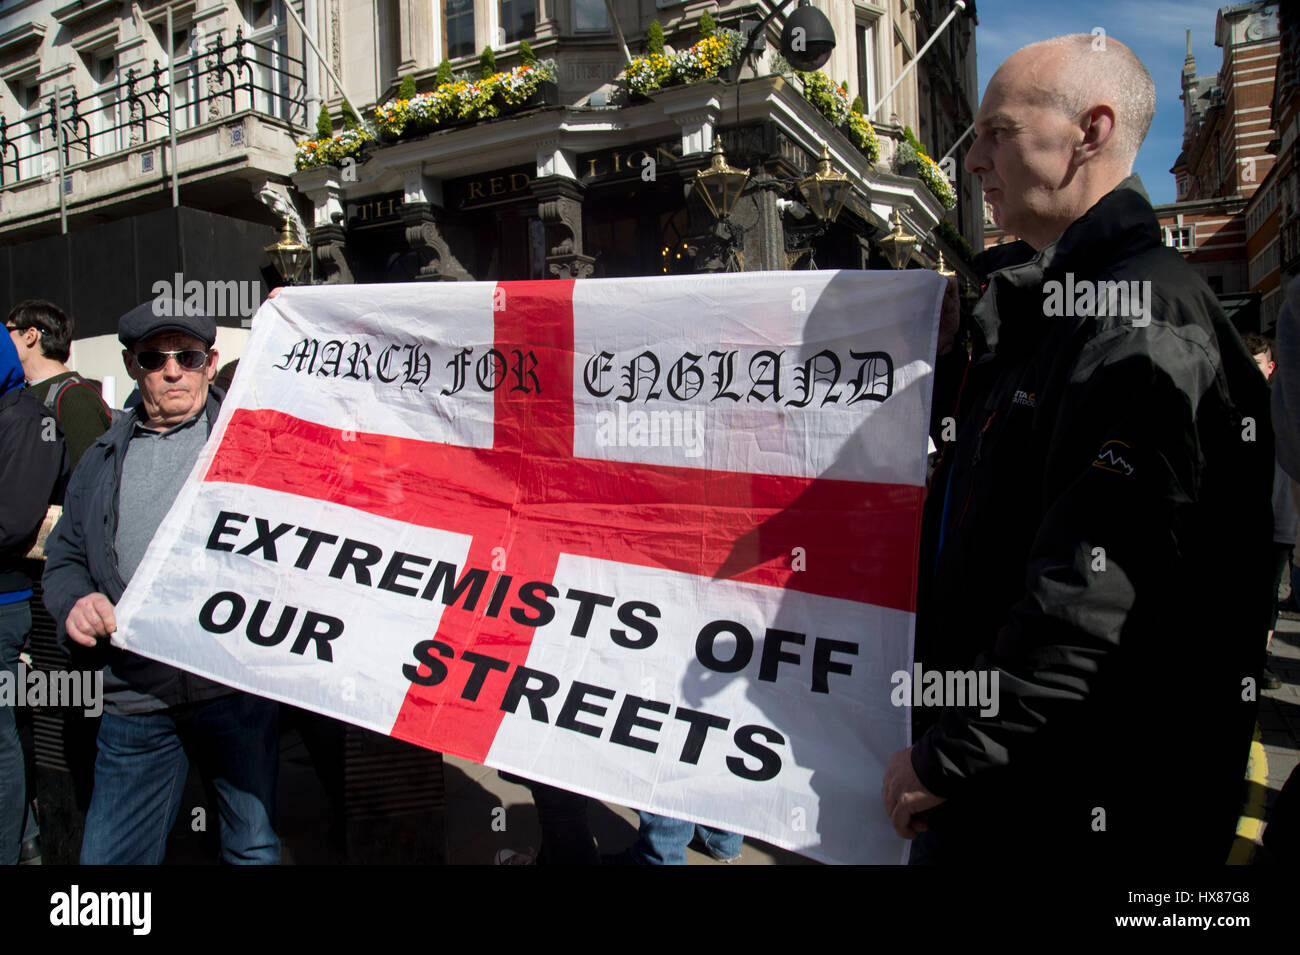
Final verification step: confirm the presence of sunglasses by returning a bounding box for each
[134,348,209,372]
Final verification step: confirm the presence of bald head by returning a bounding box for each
[1001,35,1155,172]
[966,34,1156,248]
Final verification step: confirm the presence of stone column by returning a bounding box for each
[532,175,595,279]
[399,164,472,281]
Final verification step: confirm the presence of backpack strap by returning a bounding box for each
[45,374,112,422]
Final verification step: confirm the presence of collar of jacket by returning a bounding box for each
[97,388,225,460]
[973,175,1160,356]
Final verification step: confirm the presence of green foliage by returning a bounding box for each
[851,94,864,114]
[647,20,665,56]
[315,103,332,140]
[893,132,956,209]
[480,46,497,79]
[796,71,881,166]
[340,99,360,130]
[840,79,848,92]
[769,51,794,75]
[699,9,716,40]
[398,73,417,101]
[520,39,536,66]
[936,219,974,264]
[436,59,453,86]
[894,138,920,170]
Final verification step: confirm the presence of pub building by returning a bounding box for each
[293,74,963,285]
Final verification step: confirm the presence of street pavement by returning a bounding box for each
[1255,607,1300,862]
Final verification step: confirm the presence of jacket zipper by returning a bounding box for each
[956,409,997,528]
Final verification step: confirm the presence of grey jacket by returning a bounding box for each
[42,393,235,714]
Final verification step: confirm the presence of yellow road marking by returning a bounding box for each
[1227,723,1268,864]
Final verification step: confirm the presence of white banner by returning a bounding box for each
[114,270,943,864]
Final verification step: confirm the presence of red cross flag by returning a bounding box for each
[114,271,944,864]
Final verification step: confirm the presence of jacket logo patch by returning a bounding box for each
[1012,389,1036,408]
[1093,440,1134,476]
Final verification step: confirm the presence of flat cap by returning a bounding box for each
[118,299,217,348]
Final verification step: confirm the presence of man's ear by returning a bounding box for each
[1076,104,1117,164]
[206,347,220,382]
[122,348,140,384]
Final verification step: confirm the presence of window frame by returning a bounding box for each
[572,0,609,34]
[443,0,477,61]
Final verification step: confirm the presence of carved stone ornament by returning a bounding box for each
[310,223,353,284]
[402,203,472,281]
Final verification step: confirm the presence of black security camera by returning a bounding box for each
[781,0,836,72]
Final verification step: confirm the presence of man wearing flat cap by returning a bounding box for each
[43,301,279,864]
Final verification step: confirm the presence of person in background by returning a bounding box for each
[0,331,69,864]
[1265,276,1300,862]
[7,300,114,862]
[605,811,742,865]
[1245,332,1296,691]
[5,300,111,467]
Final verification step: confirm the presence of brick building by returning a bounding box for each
[1163,1,1279,330]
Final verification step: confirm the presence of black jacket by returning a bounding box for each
[0,392,70,594]
[912,178,1273,863]
[0,339,69,595]
[42,393,234,714]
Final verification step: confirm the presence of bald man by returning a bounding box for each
[882,36,1273,864]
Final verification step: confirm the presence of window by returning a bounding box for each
[83,46,120,159]
[246,0,276,30]
[10,78,45,181]
[500,0,536,42]
[574,0,609,33]
[856,18,877,113]
[87,49,115,85]
[243,0,292,121]
[159,25,203,131]
[1165,225,1195,249]
[1249,239,1279,287]
[445,0,475,59]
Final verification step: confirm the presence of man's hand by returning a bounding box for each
[881,746,946,839]
[66,593,117,647]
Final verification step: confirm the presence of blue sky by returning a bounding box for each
[972,0,1240,204]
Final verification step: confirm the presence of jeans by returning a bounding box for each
[627,811,743,865]
[80,692,280,864]
[498,773,598,864]
[0,601,30,865]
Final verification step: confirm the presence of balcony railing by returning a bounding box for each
[0,28,305,187]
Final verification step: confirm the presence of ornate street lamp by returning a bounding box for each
[878,210,918,269]
[264,217,311,285]
[798,144,852,223]
[695,138,751,220]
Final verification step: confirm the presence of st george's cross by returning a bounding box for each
[114,271,943,863]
